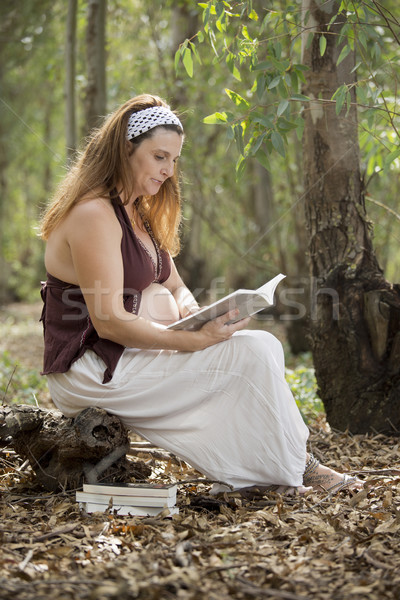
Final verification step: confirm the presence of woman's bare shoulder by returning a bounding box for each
[66,196,120,233]
[71,195,115,218]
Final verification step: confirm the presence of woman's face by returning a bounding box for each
[128,128,183,199]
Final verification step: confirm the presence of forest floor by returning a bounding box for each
[1,303,400,600]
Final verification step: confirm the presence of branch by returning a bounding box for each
[370,0,400,45]
[365,195,400,223]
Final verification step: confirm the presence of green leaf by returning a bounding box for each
[268,76,281,90]
[271,130,286,157]
[182,47,193,77]
[255,149,271,171]
[384,147,400,170]
[225,88,249,109]
[189,41,202,65]
[248,8,259,21]
[278,78,288,98]
[216,19,226,33]
[226,54,241,80]
[252,60,273,71]
[332,85,347,115]
[290,93,310,102]
[336,94,346,115]
[356,85,367,105]
[242,25,251,40]
[319,34,327,57]
[255,74,267,100]
[203,3,211,27]
[252,112,273,128]
[203,112,229,124]
[295,116,305,141]
[235,154,247,179]
[345,90,351,114]
[336,44,351,66]
[294,63,310,72]
[215,1,225,20]
[174,48,181,73]
[248,133,265,155]
[366,108,375,130]
[277,99,289,117]
[327,13,337,31]
[358,29,367,51]
[351,60,362,74]
[276,116,298,132]
[269,56,289,72]
[234,123,245,155]
[226,125,235,141]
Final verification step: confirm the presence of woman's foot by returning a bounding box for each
[303,453,363,494]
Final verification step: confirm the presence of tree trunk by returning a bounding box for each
[0,405,151,491]
[65,0,77,163]
[0,12,11,304]
[169,0,207,293]
[301,0,400,434]
[0,104,10,304]
[84,0,107,134]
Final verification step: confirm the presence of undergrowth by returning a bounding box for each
[0,351,47,405]
[286,353,325,423]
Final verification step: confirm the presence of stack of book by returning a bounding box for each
[76,482,178,516]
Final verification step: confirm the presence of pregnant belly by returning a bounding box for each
[138,282,180,325]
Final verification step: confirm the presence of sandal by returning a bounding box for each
[322,473,361,495]
[303,453,362,495]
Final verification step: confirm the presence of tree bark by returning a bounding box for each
[0,405,151,491]
[301,0,400,434]
[65,0,77,163]
[84,0,107,134]
[168,0,207,293]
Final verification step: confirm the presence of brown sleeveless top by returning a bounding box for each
[40,197,171,383]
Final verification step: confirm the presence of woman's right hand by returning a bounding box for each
[194,309,251,350]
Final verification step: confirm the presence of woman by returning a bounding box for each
[40,94,359,495]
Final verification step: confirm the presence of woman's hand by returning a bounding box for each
[193,309,251,350]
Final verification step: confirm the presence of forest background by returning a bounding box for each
[2,5,400,599]
[0,0,400,433]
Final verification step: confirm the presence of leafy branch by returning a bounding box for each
[174,0,400,176]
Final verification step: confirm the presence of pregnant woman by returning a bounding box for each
[40,94,360,495]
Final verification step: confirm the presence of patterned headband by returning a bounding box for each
[126,106,183,140]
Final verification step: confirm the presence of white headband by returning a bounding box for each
[126,106,183,140]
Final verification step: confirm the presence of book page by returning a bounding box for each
[168,273,285,331]
[83,482,177,497]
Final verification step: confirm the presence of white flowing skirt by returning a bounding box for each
[47,330,309,491]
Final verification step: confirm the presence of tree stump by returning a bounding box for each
[0,405,151,491]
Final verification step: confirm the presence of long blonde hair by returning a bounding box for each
[40,94,183,256]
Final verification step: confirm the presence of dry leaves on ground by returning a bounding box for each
[1,422,400,600]
[1,305,399,598]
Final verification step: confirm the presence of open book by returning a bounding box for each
[168,273,285,332]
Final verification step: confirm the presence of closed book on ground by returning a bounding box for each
[78,502,179,516]
[76,491,176,507]
[167,273,285,331]
[82,482,177,499]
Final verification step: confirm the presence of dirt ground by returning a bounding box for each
[1,303,400,600]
